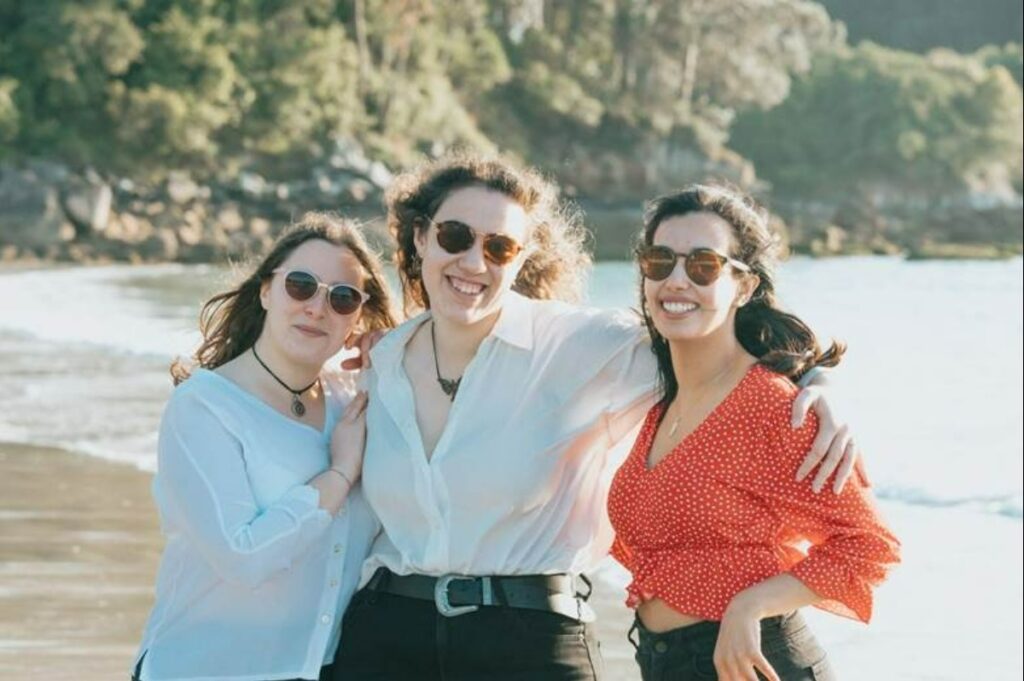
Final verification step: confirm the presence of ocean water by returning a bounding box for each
[1,258,1019,519]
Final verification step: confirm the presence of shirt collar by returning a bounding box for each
[369,290,535,372]
[489,290,535,351]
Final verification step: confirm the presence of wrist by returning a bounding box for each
[725,588,764,620]
[326,466,355,488]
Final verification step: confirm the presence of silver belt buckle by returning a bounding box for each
[434,575,480,617]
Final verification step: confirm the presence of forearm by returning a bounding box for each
[309,468,355,516]
[725,573,821,621]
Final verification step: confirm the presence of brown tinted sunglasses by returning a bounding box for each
[424,218,524,266]
[636,244,751,286]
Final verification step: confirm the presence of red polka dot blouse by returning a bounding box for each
[608,364,901,624]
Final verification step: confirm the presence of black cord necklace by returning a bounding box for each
[430,321,461,401]
[251,345,319,417]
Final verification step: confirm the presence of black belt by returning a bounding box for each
[365,568,595,622]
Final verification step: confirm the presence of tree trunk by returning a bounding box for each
[354,0,371,95]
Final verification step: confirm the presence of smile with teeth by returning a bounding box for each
[447,275,486,296]
[661,300,698,314]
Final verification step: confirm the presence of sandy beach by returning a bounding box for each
[0,442,641,680]
[0,443,162,679]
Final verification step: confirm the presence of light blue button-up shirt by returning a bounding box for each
[133,369,378,681]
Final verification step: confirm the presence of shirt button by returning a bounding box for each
[654,641,669,654]
[333,544,343,554]
[320,614,331,625]
[330,579,339,588]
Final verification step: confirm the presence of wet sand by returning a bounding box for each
[0,443,640,680]
[0,443,162,679]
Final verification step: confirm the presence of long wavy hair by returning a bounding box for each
[639,183,845,406]
[386,152,591,315]
[170,212,398,384]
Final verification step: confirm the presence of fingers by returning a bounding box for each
[790,386,817,428]
[796,422,831,482]
[811,424,850,493]
[719,662,758,681]
[753,654,781,681]
[359,331,380,370]
[341,391,368,422]
[831,440,859,493]
[339,330,385,371]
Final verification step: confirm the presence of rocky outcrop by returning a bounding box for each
[0,163,70,252]
[0,140,393,264]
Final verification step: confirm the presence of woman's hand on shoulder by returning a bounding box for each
[340,330,388,371]
[791,379,859,494]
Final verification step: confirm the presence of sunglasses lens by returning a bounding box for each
[685,250,725,286]
[329,285,363,315]
[284,271,318,301]
[638,246,677,281]
[435,221,475,254]
[483,235,521,265]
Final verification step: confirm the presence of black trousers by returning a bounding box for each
[629,611,836,681]
[332,588,605,680]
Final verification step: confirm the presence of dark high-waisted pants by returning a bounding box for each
[332,588,604,680]
[629,611,836,681]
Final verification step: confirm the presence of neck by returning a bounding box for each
[668,322,753,396]
[430,308,500,370]
[251,335,321,391]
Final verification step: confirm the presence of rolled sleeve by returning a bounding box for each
[765,406,901,622]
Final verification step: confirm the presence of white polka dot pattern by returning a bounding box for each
[608,364,901,624]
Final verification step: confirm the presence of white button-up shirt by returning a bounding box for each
[360,292,658,583]
[134,369,378,681]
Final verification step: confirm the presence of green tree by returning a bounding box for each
[1,1,144,164]
[731,42,1024,198]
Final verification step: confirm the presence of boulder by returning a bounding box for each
[166,171,200,204]
[216,204,245,232]
[61,180,112,236]
[138,229,180,261]
[0,164,65,249]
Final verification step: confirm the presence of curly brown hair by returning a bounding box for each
[386,152,591,315]
[639,183,845,404]
[170,212,399,385]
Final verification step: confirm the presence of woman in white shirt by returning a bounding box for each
[132,213,397,681]
[332,155,857,680]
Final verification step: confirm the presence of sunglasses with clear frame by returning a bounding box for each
[272,268,369,315]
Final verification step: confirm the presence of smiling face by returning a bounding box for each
[259,239,365,368]
[643,212,758,344]
[414,185,531,328]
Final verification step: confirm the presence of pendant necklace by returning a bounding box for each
[251,345,319,417]
[666,362,744,439]
[430,321,462,401]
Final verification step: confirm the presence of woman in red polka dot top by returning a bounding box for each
[608,184,901,681]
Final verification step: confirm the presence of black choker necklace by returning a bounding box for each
[430,321,461,401]
[251,345,319,416]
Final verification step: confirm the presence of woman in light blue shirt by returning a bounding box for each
[132,213,397,681]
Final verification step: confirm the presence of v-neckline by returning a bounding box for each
[643,363,761,472]
[399,315,482,465]
[198,368,332,436]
